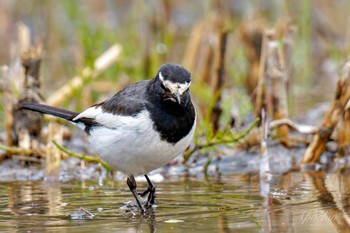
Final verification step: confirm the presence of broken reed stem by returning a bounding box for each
[0,66,14,146]
[183,117,260,162]
[266,40,290,146]
[13,23,44,148]
[46,122,63,178]
[0,141,111,171]
[211,29,228,133]
[337,109,350,156]
[182,21,205,72]
[52,140,111,171]
[302,58,350,164]
[254,30,271,117]
[46,44,122,106]
[282,25,297,79]
[254,29,291,145]
[0,143,43,157]
[238,18,264,104]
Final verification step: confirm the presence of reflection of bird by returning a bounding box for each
[18,63,196,213]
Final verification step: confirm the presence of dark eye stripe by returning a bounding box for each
[161,83,169,92]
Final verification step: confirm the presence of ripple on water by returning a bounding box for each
[0,172,347,233]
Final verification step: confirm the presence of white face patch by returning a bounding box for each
[159,72,191,95]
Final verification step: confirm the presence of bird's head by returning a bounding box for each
[155,63,192,106]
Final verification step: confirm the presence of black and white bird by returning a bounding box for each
[18,63,196,212]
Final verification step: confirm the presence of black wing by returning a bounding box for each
[99,80,149,116]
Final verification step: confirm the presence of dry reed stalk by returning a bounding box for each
[46,44,122,106]
[337,107,350,156]
[266,41,290,146]
[181,14,226,131]
[198,42,215,84]
[254,28,291,145]
[238,18,265,104]
[2,23,33,147]
[14,47,44,146]
[17,22,31,55]
[13,23,44,148]
[282,25,297,79]
[45,122,63,178]
[302,58,350,164]
[1,66,14,146]
[182,21,205,72]
[243,19,296,121]
[254,30,271,118]
[211,29,228,132]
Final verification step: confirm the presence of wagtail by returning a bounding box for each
[18,63,196,212]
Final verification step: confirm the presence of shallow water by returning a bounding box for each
[0,171,349,233]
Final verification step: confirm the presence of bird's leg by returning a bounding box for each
[144,175,156,206]
[127,176,146,212]
[138,175,153,197]
[138,189,150,197]
[137,175,156,206]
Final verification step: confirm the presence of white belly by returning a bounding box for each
[87,110,195,176]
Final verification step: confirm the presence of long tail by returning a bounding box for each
[17,102,78,121]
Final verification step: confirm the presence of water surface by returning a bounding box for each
[0,171,348,233]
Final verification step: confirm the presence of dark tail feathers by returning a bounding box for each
[17,102,78,121]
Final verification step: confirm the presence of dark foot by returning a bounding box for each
[144,175,156,206]
[138,188,151,197]
[127,176,146,213]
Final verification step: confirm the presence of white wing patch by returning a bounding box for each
[73,106,139,129]
[73,106,101,121]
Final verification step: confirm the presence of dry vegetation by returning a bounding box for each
[1,0,350,173]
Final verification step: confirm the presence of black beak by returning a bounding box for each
[174,91,181,104]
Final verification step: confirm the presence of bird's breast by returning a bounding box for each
[147,102,196,144]
[87,110,195,175]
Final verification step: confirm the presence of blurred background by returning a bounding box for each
[1,0,350,128]
[1,2,350,231]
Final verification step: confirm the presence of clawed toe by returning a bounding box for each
[138,188,150,198]
[138,188,156,207]
[127,175,157,212]
[146,187,156,206]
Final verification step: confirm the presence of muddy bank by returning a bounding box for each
[0,142,338,182]
[0,103,340,182]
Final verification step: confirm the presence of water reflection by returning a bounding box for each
[1,171,350,232]
[306,171,350,232]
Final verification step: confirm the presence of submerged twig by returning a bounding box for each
[52,140,111,171]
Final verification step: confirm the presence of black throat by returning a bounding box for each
[146,80,195,144]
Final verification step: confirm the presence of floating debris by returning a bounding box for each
[164,219,185,223]
[70,207,94,219]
